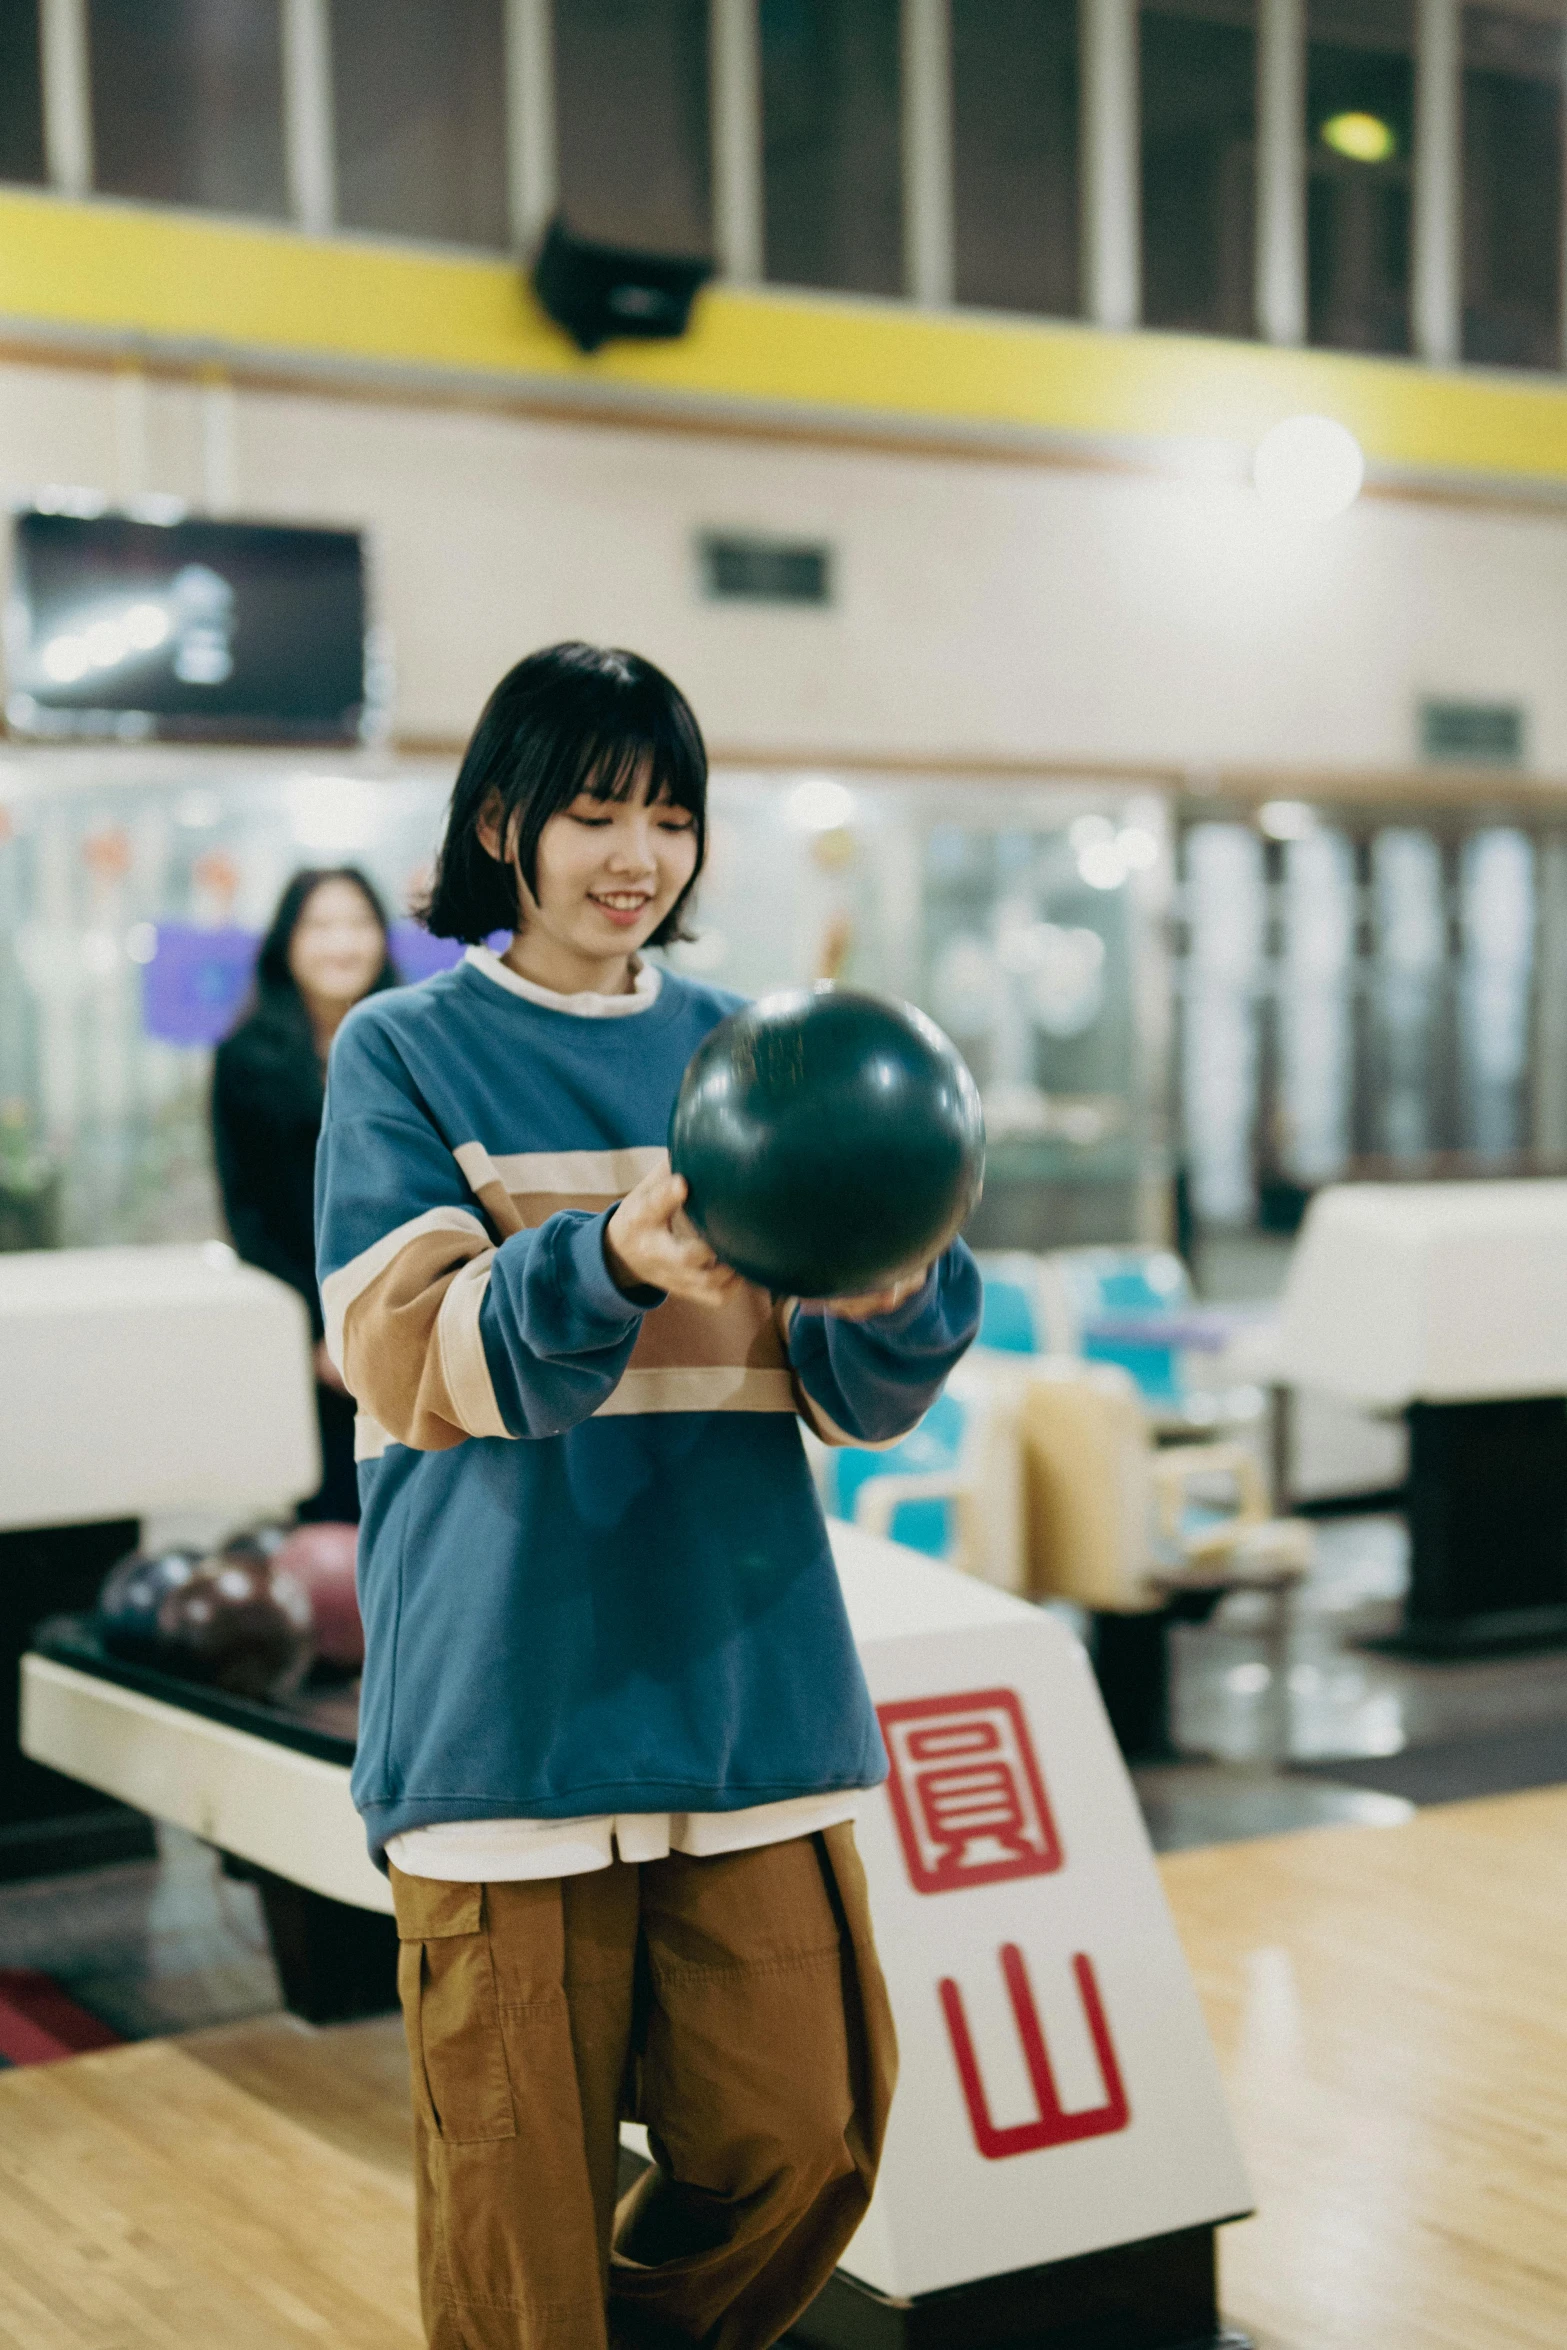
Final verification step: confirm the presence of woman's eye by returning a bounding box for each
[571,814,613,828]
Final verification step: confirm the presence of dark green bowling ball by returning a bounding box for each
[669,986,984,1297]
[97,1546,202,1664]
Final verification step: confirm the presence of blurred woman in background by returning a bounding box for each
[213,868,398,1523]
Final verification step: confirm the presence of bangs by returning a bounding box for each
[520,670,706,857]
[575,723,705,821]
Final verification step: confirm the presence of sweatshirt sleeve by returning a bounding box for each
[783,1238,982,1449]
[315,1011,655,1449]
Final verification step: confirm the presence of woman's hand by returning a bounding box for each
[604,1170,739,1308]
[800,1269,929,1322]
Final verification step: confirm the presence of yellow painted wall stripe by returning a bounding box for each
[2,187,1567,482]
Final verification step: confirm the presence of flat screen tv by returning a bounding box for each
[6,508,367,743]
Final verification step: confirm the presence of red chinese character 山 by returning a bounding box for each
[877,1689,1062,1894]
[940,1947,1131,2159]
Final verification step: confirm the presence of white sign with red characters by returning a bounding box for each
[828,1521,1252,2303]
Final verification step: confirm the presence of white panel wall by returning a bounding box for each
[2,354,1565,771]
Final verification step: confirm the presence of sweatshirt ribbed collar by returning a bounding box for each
[463,944,662,1019]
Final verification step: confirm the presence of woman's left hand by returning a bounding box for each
[802,1269,929,1322]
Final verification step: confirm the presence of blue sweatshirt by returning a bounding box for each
[315,947,981,1867]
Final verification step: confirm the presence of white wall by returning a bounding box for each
[3,353,1566,772]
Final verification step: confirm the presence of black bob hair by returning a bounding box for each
[422,642,708,945]
[238,866,398,1049]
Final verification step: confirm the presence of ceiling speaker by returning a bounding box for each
[530,216,715,355]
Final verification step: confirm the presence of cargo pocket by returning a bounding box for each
[391,1873,518,2145]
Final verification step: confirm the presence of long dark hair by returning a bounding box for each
[421,641,708,945]
[235,866,397,1061]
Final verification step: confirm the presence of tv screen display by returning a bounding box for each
[6,509,367,743]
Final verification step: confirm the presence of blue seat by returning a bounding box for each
[823,1389,967,1558]
[977,1276,1038,1355]
[976,1249,1192,1402]
[974,1253,1047,1357]
[1042,1249,1193,1418]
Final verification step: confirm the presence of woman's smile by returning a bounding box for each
[589,888,655,926]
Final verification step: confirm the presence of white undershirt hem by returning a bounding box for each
[386,1790,863,1882]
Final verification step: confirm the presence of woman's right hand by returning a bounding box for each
[604,1170,738,1308]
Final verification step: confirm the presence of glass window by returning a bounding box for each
[555,0,710,255]
[1369,828,1445,1162]
[1306,0,1415,354]
[1276,827,1354,1183]
[88,0,286,216]
[1459,827,1535,1155]
[1181,823,1265,1227]
[0,0,44,186]
[951,0,1078,317]
[331,0,508,248]
[761,0,902,296]
[1462,5,1564,371]
[1140,0,1257,336]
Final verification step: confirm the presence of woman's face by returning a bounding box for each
[521,775,699,962]
[287,878,385,1008]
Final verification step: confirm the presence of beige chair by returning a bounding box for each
[976,1245,1268,1442]
[1013,1357,1311,1759]
[811,1350,1309,1760]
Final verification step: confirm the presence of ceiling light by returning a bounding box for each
[41,635,91,684]
[1258,800,1318,842]
[1077,840,1128,891]
[1254,415,1365,524]
[786,775,854,832]
[287,774,380,854]
[1320,111,1397,165]
[124,600,171,651]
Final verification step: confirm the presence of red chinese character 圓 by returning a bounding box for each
[877,1688,1062,1894]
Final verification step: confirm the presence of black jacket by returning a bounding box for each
[212,1008,327,1340]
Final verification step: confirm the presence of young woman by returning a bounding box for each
[212,866,396,1522]
[314,643,980,2350]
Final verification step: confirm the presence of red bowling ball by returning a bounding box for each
[273,1522,363,1672]
[154,1543,315,1701]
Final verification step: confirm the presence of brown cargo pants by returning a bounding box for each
[388,1825,897,2350]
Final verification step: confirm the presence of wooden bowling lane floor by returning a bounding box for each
[0,2015,422,2349]
[1163,1784,1567,2350]
[0,1791,1562,2349]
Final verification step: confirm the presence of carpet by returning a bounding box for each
[0,1970,124,2067]
[1295,1718,1567,1808]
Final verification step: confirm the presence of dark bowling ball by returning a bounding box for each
[98,1547,203,1664]
[669,985,985,1297]
[222,1524,289,1566]
[154,1549,315,1701]
[272,1522,362,1672]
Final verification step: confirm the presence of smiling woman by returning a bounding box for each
[211,865,398,1522]
[311,638,981,2348]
